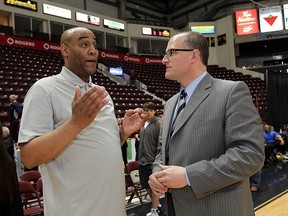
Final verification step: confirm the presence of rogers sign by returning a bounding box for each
[7,37,35,47]
[0,35,61,52]
[43,43,61,51]
[100,51,119,59]
[145,58,162,64]
[92,49,162,64]
[124,55,140,63]
[0,35,163,61]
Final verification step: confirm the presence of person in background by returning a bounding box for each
[263,123,285,165]
[2,126,14,162]
[134,131,140,161]
[250,170,261,192]
[129,69,137,86]
[0,122,23,216]
[118,116,128,166]
[9,94,22,143]
[155,110,164,122]
[138,102,162,216]
[280,125,288,156]
[18,27,145,216]
[148,31,264,216]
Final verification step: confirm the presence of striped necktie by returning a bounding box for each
[166,89,187,162]
[176,89,187,118]
[170,89,187,135]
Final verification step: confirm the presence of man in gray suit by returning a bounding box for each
[148,32,264,216]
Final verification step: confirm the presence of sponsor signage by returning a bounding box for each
[0,35,61,52]
[142,27,152,35]
[0,35,162,64]
[142,27,170,37]
[190,26,215,34]
[235,9,259,35]
[259,6,283,33]
[284,4,288,30]
[99,50,162,64]
[43,3,71,19]
[4,0,37,11]
[76,12,100,26]
[103,19,125,31]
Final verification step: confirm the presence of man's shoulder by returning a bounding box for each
[213,77,242,86]
[272,130,279,136]
[31,74,62,91]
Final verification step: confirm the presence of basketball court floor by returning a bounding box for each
[126,161,288,216]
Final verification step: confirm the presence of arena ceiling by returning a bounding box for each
[93,0,274,28]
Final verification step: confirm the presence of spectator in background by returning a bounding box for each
[0,122,23,216]
[2,126,14,162]
[250,170,261,192]
[138,102,162,216]
[148,31,264,216]
[18,27,145,216]
[9,94,22,143]
[280,125,288,151]
[155,110,164,122]
[134,131,140,161]
[118,116,128,166]
[129,69,137,86]
[263,123,284,166]
[276,125,288,160]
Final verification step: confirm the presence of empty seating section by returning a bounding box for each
[98,58,180,101]
[0,45,163,126]
[99,60,267,122]
[208,65,267,121]
[0,45,267,126]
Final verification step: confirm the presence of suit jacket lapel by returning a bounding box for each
[171,74,213,137]
[162,94,178,159]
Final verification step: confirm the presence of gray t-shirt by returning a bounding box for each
[19,67,126,216]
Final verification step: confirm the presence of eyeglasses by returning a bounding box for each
[164,48,195,58]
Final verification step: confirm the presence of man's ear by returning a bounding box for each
[191,49,199,62]
[61,44,68,57]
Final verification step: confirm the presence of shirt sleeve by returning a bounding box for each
[18,82,54,144]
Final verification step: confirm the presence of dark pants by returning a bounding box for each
[138,164,152,189]
[250,170,261,187]
[11,120,20,143]
[121,141,128,165]
[166,192,176,216]
[265,141,280,161]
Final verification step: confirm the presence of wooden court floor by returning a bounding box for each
[255,190,288,216]
[127,161,288,216]
[252,161,288,216]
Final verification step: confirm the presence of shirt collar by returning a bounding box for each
[181,71,208,102]
[60,66,93,88]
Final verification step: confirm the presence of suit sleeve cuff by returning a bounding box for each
[185,167,191,186]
